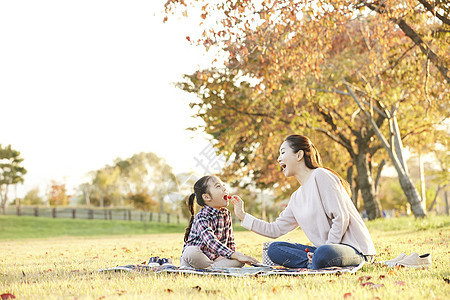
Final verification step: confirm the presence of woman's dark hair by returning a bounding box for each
[184,175,214,242]
[284,134,352,197]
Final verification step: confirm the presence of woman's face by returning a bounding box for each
[203,177,230,209]
[277,140,301,177]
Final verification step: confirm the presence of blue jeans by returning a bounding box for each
[267,241,366,269]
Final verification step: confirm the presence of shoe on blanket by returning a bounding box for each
[380,253,407,267]
[159,258,173,266]
[148,256,160,267]
[396,252,431,268]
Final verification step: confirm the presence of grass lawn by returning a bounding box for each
[0,215,449,299]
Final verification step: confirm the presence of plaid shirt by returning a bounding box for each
[183,205,236,260]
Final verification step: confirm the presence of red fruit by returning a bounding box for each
[223,195,227,200]
[305,248,309,253]
[227,195,232,200]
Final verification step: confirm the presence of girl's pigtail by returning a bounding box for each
[184,193,196,242]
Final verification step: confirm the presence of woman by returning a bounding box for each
[232,134,376,269]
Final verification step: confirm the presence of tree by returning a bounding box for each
[165,0,449,219]
[427,148,450,214]
[164,0,449,83]
[83,152,178,211]
[23,187,45,206]
[114,152,178,213]
[47,181,69,206]
[0,144,27,214]
[129,189,158,211]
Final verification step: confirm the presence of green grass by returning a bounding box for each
[0,215,449,299]
[0,215,187,240]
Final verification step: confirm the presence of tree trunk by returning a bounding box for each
[418,151,426,207]
[398,172,426,217]
[160,198,165,214]
[428,185,441,212]
[445,190,449,216]
[354,148,382,220]
[0,187,8,215]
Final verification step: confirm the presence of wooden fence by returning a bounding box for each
[4,206,185,224]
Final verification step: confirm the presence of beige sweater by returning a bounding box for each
[242,168,376,255]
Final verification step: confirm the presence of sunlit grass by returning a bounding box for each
[0,215,449,299]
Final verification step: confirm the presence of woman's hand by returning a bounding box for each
[231,195,246,221]
[231,252,260,266]
[307,251,313,264]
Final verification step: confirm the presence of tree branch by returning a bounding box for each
[361,1,450,83]
[314,104,355,153]
[306,124,355,157]
[418,0,450,26]
[393,18,449,83]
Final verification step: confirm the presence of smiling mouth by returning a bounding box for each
[280,163,286,172]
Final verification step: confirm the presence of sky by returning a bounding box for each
[0,1,222,198]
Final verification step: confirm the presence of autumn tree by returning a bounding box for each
[129,189,158,211]
[165,0,448,219]
[47,181,69,206]
[0,144,27,214]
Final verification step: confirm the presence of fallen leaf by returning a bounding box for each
[379,275,386,279]
[444,277,450,284]
[361,281,374,287]
[192,286,201,292]
[358,276,372,282]
[116,290,126,295]
[0,293,15,300]
[388,270,398,275]
[165,289,173,293]
[343,292,352,298]
[372,284,384,289]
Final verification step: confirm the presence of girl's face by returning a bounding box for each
[203,177,230,209]
[277,140,302,177]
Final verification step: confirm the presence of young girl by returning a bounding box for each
[180,175,259,269]
[233,134,376,269]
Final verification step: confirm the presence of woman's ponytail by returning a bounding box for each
[184,193,196,242]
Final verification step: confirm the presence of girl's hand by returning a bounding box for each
[231,195,246,221]
[231,252,260,266]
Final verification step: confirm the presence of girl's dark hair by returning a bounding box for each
[184,175,214,242]
[284,134,352,197]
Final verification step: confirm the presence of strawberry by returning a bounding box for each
[305,248,309,253]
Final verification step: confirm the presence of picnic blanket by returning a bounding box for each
[99,261,366,277]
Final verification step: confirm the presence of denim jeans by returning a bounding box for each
[267,241,366,269]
